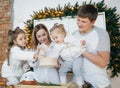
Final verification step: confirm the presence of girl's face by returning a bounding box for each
[50,31,65,44]
[14,33,27,47]
[36,29,49,45]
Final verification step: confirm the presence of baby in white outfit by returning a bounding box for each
[50,23,86,87]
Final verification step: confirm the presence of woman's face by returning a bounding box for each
[36,29,49,45]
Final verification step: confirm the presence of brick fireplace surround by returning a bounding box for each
[0,0,13,82]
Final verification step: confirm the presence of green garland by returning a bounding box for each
[24,0,120,77]
[37,82,61,86]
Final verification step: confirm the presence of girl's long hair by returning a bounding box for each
[7,27,25,65]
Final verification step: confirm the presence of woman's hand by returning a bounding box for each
[37,44,48,55]
[37,44,48,51]
[55,59,61,68]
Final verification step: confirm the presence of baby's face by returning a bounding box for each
[50,32,65,44]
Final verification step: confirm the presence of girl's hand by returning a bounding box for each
[33,54,39,63]
[33,54,39,60]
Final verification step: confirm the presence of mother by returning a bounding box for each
[29,23,60,84]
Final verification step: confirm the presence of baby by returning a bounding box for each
[50,23,86,87]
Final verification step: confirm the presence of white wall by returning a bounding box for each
[13,0,120,29]
[34,12,106,34]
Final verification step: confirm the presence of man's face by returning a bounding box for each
[76,16,95,33]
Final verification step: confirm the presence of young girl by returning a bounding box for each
[50,23,86,87]
[1,27,37,86]
[30,23,60,84]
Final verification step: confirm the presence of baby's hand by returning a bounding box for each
[81,40,86,46]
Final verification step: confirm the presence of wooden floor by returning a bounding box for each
[0,78,7,88]
[0,86,7,88]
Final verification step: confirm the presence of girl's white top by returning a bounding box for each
[1,45,35,78]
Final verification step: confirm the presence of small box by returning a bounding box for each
[39,56,58,67]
